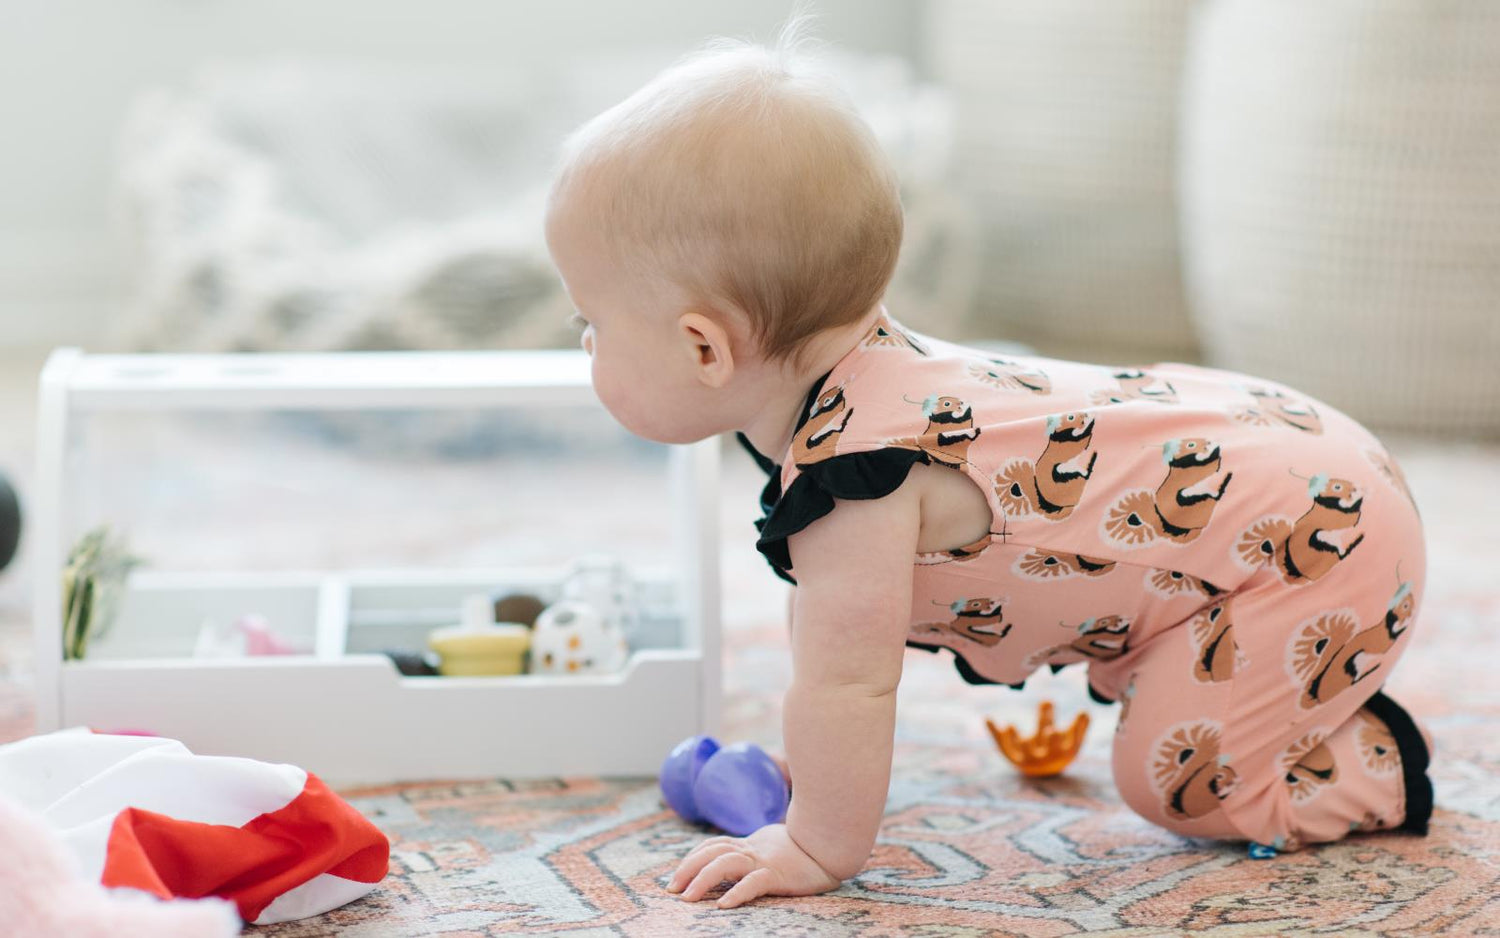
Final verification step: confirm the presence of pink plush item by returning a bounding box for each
[0,791,241,938]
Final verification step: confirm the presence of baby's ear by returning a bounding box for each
[678,310,738,389]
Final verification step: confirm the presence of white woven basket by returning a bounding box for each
[1180,0,1500,437]
[928,0,1198,362]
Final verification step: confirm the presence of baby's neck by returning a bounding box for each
[737,304,883,463]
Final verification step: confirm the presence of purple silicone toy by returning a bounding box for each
[691,742,790,837]
[660,736,791,836]
[659,735,720,824]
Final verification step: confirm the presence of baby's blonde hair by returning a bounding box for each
[549,17,904,362]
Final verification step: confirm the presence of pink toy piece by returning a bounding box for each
[234,615,300,656]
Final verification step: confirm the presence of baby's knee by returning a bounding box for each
[1111,718,1247,841]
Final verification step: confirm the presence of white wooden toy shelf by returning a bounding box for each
[32,348,721,784]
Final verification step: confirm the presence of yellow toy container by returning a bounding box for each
[427,594,531,676]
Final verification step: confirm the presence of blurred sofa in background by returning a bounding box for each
[932,0,1499,437]
[113,53,977,357]
[103,1,1500,438]
[931,0,1197,366]
[1178,0,1500,437]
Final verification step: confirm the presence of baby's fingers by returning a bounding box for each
[680,851,754,902]
[667,840,738,893]
[686,835,737,856]
[717,868,777,909]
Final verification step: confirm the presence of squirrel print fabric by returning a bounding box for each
[747,312,1433,850]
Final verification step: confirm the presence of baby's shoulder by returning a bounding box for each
[780,463,925,587]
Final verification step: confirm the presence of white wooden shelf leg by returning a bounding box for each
[315,576,351,659]
[32,348,84,732]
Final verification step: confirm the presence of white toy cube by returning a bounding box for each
[30,348,721,784]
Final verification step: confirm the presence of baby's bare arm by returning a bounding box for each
[780,482,919,879]
[669,478,919,907]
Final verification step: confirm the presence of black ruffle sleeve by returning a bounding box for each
[747,444,929,584]
[735,433,1030,691]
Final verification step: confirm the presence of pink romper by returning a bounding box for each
[741,312,1432,851]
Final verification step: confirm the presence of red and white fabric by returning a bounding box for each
[0,729,388,926]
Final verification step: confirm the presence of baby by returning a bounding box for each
[544,29,1432,910]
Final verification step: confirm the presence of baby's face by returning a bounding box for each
[545,198,727,445]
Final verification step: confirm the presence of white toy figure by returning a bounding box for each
[530,600,629,674]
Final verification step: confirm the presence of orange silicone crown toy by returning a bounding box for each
[986,701,1090,778]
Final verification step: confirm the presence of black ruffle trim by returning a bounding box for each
[735,433,784,534]
[747,431,1021,688]
[905,640,1027,690]
[1362,689,1434,835]
[735,431,779,478]
[753,446,930,584]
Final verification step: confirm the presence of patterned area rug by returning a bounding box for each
[257,443,1498,938]
[0,347,1496,935]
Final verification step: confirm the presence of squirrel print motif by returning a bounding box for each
[1231,387,1324,434]
[890,394,981,468]
[916,531,999,566]
[791,384,852,467]
[1063,615,1132,661]
[913,598,1011,647]
[1286,579,1416,710]
[1024,615,1134,672]
[1190,598,1244,684]
[995,412,1099,521]
[969,357,1052,395]
[1145,568,1223,600]
[1282,731,1339,802]
[1012,548,1117,581]
[1236,474,1365,584]
[863,319,930,355]
[1102,439,1232,548]
[1090,368,1179,406]
[1365,447,1419,514]
[1152,721,1239,821]
[1355,711,1400,777]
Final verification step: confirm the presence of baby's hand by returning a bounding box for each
[666,823,842,908]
